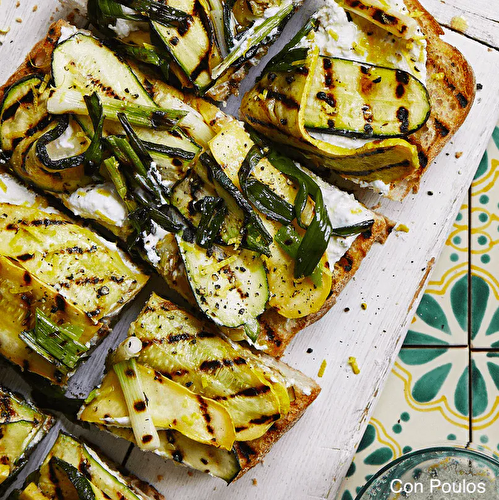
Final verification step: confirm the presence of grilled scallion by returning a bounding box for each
[239,145,294,225]
[263,17,317,73]
[275,225,323,286]
[103,156,138,214]
[267,150,332,278]
[199,152,272,256]
[47,89,187,130]
[194,196,228,248]
[332,219,375,237]
[83,92,105,173]
[118,0,190,28]
[113,358,160,451]
[211,2,294,80]
[20,309,88,374]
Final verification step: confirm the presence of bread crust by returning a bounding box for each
[384,0,476,200]
[233,381,321,480]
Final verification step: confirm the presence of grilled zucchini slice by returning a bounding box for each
[0,75,50,156]
[304,57,430,138]
[52,33,154,106]
[9,115,92,193]
[0,203,147,321]
[19,432,160,500]
[177,236,269,329]
[107,427,241,483]
[0,387,53,492]
[241,46,421,183]
[80,364,237,450]
[129,294,288,440]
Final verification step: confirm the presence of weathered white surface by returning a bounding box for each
[0,1,498,499]
[419,0,499,49]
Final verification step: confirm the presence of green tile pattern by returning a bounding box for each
[339,122,499,499]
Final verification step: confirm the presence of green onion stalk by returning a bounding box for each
[20,309,88,374]
[47,88,187,130]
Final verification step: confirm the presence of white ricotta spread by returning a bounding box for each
[0,172,60,214]
[109,19,147,38]
[0,172,37,206]
[299,165,373,264]
[65,183,128,227]
[59,25,79,43]
[358,178,391,196]
[142,220,169,266]
[58,25,91,44]
[44,119,85,161]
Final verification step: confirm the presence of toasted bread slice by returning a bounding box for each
[240,0,475,201]
[79,295,321,482]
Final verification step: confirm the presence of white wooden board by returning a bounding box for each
[1,1,499,499]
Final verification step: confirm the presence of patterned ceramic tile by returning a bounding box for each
[404,204,469,347]
[339,123,499,500]
[471,352,499,458]
[471,126,499,348]
[337,348,470,499]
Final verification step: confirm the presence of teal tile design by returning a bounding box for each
[339,123,499,499]
[471,352,499,458]
[337,348,470,500]
[404,204,469,347]
[471,126,499,348]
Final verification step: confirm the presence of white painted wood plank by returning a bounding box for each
[418,0,499,49]
[0,1,498,500]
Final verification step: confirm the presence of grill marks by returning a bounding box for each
[395,70,409,100]
[265,89,300,110]
[1,89,37,122]
[212,385,271,402]
[434,118,450,137]
[0,394,15,422]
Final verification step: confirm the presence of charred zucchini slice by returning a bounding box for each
[80,363,237,450]
[0,75,51,157]
[304,57,431,138]
[107,427,241,483]
[0,203,148,321]
[151,16,215,91]
[10,115,91,193]
[176,236,269,330]
[130,294,288,440]
[23,432,158,500]
[0,387,53,492]
[52,33,154,106]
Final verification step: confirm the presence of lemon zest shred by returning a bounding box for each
[318,359,327,378]
[348,356,360,375]
[199,255,237,276]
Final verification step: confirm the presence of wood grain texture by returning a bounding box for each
[0,1,498,499]
[418,0,499,49]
